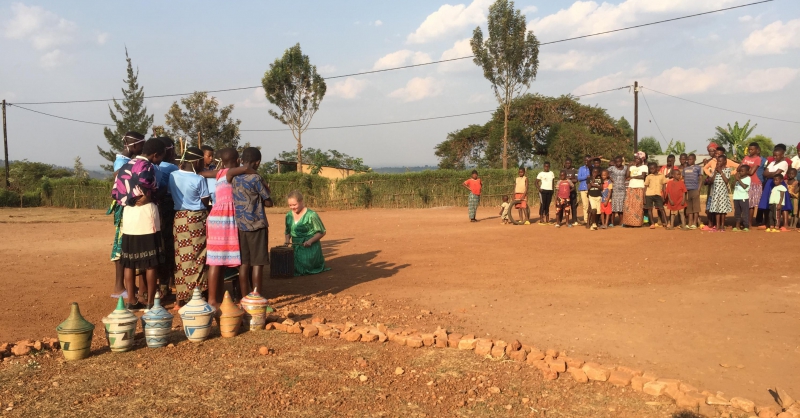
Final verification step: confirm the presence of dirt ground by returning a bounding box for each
[0,206,797,410]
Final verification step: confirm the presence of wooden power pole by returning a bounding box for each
[633,81,639,153]
[2,100,9,189]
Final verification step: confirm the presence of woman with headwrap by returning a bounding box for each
[623,151,648,227]
[168,147,211,305]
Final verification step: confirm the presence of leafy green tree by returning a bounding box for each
[712,120,756,160]
[262,43,326,174]
[73,157,88,180]
[0,160,72,191]
[664,139,696,156]
[471,0,539,170]
[616,117,634,140]
[97,48,154,171]
[638,136,662,156]
[164,92,241,151]
[749,134,774,157]
[268,148,370,174]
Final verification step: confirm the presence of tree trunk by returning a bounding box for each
[502,104,509,170]
[297,130,303,174]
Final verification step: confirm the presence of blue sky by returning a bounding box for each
[1,0,799,169]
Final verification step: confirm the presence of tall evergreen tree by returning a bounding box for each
[97,48,153,171]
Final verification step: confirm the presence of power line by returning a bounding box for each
[639,89,668,144]
[9,86,633,132]
[9,0,771,106]
[641,87,800,124]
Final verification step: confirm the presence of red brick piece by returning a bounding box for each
[447,333,462,348]
[581,363,610,382]
[608,370,632,387]
[631,376,652,392]
[490,341,507,358]
[547,359,567,373]
[541,369,558,380]
[434,337,447,348]
[676,391,706,411]
[568,368,589,383]
[406,336,424,348]
[342,331,362,342]
[302,325,318,338]
[657,379,681,400]
[643,381,668,397]
[474,339,493,356]
[421,334,435,346]
[508,350,527,362]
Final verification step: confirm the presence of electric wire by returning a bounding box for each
[7,103,114,126]
[8,0,771,106]
[641,87,800,125]
[639,89,668,144]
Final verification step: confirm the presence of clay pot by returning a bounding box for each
[141,292,174,348]
[56,302,95,361]
[178,288,215,343]
[218,291,244,338]
[240,287,268,331]
[102,297,138,353]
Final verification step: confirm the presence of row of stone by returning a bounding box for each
[264,317,799,418]
[0,338,60,358]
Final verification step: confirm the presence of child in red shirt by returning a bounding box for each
[555,170,574,228]
[665,168,688,230]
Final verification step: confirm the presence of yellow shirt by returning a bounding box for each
[644,173,669,196]
[514,176,528,194]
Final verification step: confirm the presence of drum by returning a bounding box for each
[270,246,295,279]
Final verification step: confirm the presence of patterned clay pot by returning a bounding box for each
[178,288,215,343]
[218,291,244,338]
[141,292,174,348]
[240,287,268,331]
[102,297,138,353]
[56,302,95,361]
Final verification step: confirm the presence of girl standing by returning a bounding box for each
[112,137,166,311]
[606,156,627,227]
[514,167,530,225]
[758,144,792,230]
[623,152,648,227]
[462,170,482,222]
[708,155,733,231]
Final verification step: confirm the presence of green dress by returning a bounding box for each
[285,209,330,276]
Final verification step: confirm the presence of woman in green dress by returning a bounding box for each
[284,190,330,276]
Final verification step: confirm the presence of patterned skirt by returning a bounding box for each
[622,188,644,227]
[611,186,626,213]
[173,210,209,302]
[206,202,241,267]
[468,193,480,220]
[748,182,762,209]
[120,231,165,270]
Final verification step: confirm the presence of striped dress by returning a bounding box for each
[206,169,241,267]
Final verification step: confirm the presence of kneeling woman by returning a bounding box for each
[284,190,330,276]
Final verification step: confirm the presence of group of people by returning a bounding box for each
[465,141,799,232]
[108,132,329,311]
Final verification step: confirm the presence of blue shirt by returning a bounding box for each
[577,166,591,191]
[756,157,767,184]
[157,162,179,190]
[206,178,217,203]
[683,165,702,191]
[168,170,210,211]
[232,174,271,231]
[113,154,130,172]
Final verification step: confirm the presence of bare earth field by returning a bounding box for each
[0,206,798,416]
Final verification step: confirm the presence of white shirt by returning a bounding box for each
[628,165,648,189]
[791,155,800,170]
[536,171,555,191]
[768,160,789,176]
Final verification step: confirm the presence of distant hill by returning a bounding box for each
[372,166,438,174]
[0,159,108,180]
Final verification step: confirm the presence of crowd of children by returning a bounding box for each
[109,132,277,311]
[465,142,800,232]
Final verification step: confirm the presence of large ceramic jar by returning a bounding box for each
[56,302,95,361]
[240,288,268,331]
[218,291,244,338]
[101,297,137,353]
[178,288,215,343]
[141,293,174,348]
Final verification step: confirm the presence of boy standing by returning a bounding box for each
[462,170,482,222]
[665,169,688,230]
[644,162,669,229]
[586,167,603,230]
[555,171,574,228]
[230,147,273,296]
[536,162,555,224]
[732,165,751,231]
[768,173,786,232]
[514,167,530,225]
[682,153,703,229]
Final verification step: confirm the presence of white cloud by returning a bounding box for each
[96,32,108,45]
[738,15,753,22]
[317,64,337,75]
[528,0,738,41]
[373,49,431,70]
[4,3,76,50]
[235,88,268,109]
[438,38,473,72]
[540,50,605,72]
[389,77,443,102]
[371,20,383,26]
[39,49,69,68]
[521,6,538,15]
[573,65,799,96]
[328,77,367,99]
[406,0,491,44]
[742,19,800,55]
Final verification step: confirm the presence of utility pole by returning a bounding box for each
[633,81,639,153]
[2,100,9,189]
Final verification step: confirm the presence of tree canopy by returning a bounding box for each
[97,48,153,171]
[0,160,73,191]
[712,120,756,160]
[638,136,662,157]
[264,148,370,174]
[164,92,241,152]
[471,0,539,170]
[262,43,326,173]
[435,94,629,169]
